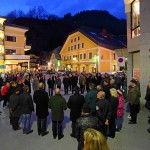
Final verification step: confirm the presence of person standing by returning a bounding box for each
[85,83,98,115]
[24,75,31,94]
[49,88,67,140]
[71,73,78,94]
[9,87,21,131]
[76,103,99,150]
[67,86,85,138]
[127,79,141,124]
[20,85,34,134]
[96,91,110,138]
[47,75,55,96]
[33,83,49,136]
[55,76,62,89]
[145,81,150,133]
[32,76,39,92]
[79,74,86,94]
[63,74,69,95]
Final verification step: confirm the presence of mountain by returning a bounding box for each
[11,10,126,55]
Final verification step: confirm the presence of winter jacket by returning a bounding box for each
[67,93,85,121]
[19,92,34,114]
[49,94,67,121]
[117,96,124,117]
[33,89,49,118]
[1,85,9,96]
[9,93,21,117]
[47,78,55,88]
[85,89,98,113]
[76,114,99,150]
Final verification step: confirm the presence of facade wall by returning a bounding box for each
[124,0,150,102]
[60,31,118,73]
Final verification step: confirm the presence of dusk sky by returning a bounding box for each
[0,0,126,19]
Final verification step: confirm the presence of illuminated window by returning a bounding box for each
[5,36,16,42]
[131,0,140,38]
[6,49,16,55]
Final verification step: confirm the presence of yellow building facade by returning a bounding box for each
[60,28,125,73]
[0,16,30,72]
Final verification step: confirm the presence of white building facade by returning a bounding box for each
[124,0,150,101]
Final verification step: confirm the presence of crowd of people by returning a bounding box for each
[0,70,149,150]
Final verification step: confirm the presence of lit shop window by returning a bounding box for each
[131,0,140,38]
[6,49,16,55]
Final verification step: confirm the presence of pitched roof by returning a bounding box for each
[70,26,127,50]
[5,23,29,30]
[51,46,62,60]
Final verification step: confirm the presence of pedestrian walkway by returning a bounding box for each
[0,96,149,150]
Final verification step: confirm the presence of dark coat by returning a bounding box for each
[102,84,111,100]
[71,76,78,86]
[145,87,150,102]
[24,79,31,93]
[63,77,69,86]
[19,92,34,114]
[33,89,49,118]
[85,89,98,113]
[47,78,55,88]
[9,93,21,117]
[67,93,85,121]
[76,114,99,150]
[49,94,67,121]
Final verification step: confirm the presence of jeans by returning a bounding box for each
[116,116,123,130]
[22,114,31,133]
[48,88,53,96]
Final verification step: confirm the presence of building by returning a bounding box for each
[0,16,31,72]
[124,0,150,101]
[60,27,127,73]
[49,46,62,71]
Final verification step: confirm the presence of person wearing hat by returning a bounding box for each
[76,103,99,150]
[67,86,85,138]
[127,79,141,124]
[9,87,21,131]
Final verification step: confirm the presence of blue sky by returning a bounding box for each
[0,0,126,19]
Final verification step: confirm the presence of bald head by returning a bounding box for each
[39,82,44,90]
[55,88,61,95]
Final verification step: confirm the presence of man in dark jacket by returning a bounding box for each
[47,75,55,96]
[9,87,21,131]
[33,83,49,136]
[24,75,31,94]
[76,103,99,150]
[20,85,34,134]
[102,79,111,100]
[49,88,67,140]
[96,91,110,138]
[71,73,78,94]
[127,79,141,124]
[67,86,85,138]
[63,74,69,95]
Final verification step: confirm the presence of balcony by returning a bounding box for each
[24,45,31,51]
[5,55,30,60]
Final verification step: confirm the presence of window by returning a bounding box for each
[89,53,92,59]
[5,36,16,42]
[71,39,73,43]
[84,53,86,59]
[78,44,80,49]
[64,56,66,60]
[82,43,84,48]
[80,54,82,59]
[74,45,76,50]
[131,0,140,38]
[113,53,116,60]
[78,36,80,41]
[74,38,76,42]
[68,47,70,51]
[70,56,71,60]
[5,49,16,55]
[71,46,73,50]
